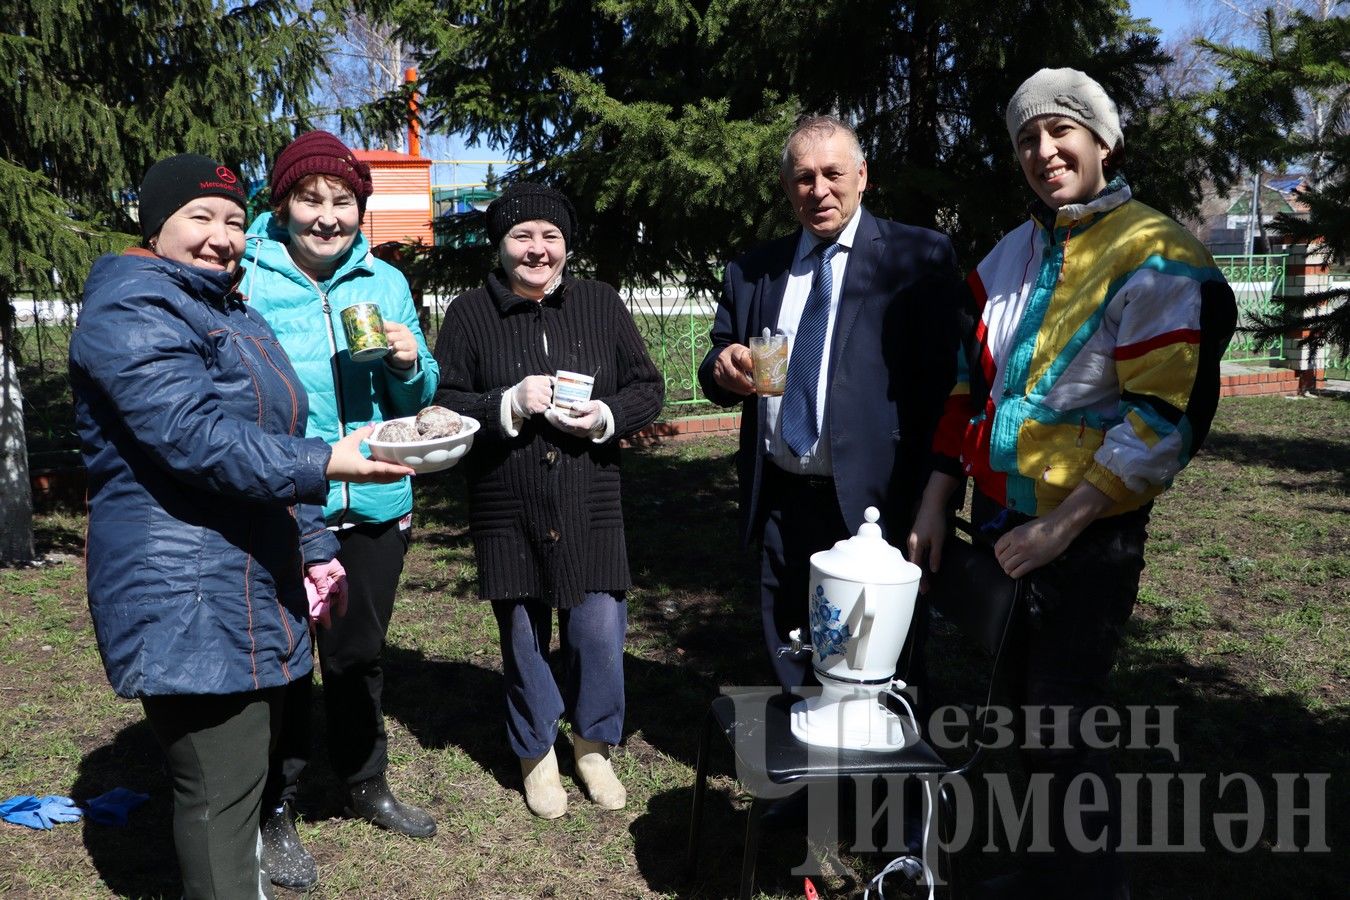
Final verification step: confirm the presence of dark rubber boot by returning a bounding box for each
[260,801,318,892]
[345,775,437,838]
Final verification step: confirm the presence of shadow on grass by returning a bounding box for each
[33,514,85,556]
[1107,618,1350,898]
[380,646,517,789]
[380,641,738,783]
[71,718,179,898]
[1203,430,1350,492]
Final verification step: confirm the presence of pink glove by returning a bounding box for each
[304,559,349,628]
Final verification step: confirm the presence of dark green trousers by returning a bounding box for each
[142,688,283,899]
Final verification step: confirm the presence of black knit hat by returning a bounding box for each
[138,154,248,240]
[485,182,577,246]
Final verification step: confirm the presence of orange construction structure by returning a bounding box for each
[353,148,433,248]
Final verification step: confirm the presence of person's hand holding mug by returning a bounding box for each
[712,344,755,396]
[545,400,606,438]
[382,321,419,371]
[509,375,555,418]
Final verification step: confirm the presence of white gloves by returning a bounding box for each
[503,377,613,441]
[544,400,608,439]
[509,375,555,418]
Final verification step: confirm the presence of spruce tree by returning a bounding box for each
[1204,5,1350,359]
[0,0,344,563]
[358,0,1219,293]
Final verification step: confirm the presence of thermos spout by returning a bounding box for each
[778,628,813,660]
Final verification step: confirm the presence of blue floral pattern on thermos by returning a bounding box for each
[809,584,851,661]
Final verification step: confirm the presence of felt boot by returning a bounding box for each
[572,736,627,810]
[260,801,318,891]
[345,775,437,838]
[520,747,568,819]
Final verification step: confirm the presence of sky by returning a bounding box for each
[1130,0,1202,42]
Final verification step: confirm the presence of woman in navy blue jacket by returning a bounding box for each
[69,154,411,900]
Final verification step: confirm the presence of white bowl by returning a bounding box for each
[366,415,480,474]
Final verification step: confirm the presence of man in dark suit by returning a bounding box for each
[698,115,960,689]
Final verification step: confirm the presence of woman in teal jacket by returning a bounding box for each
[240,131,440,891]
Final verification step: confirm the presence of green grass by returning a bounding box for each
[2,396,1347,898]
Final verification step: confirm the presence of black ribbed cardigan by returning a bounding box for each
[433,272,664,608]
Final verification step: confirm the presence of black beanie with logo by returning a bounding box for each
[138,154,248,241]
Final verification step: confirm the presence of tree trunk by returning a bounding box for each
[900,0,942,231]
[0,299,36,564]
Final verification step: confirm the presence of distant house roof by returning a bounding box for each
[352,149,431,168]
[353,148,433,246]
[1265,174,1306,195]
[1185,172,1311,254]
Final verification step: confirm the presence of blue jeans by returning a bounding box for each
[491,592,627,759]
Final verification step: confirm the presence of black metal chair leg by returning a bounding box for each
[685,706,716,883]
[740,796,767,900]
[939,779,958,899]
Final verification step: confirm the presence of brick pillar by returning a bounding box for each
[1280,242,1329,394]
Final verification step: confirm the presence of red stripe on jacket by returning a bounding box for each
[1115,328,1202,361]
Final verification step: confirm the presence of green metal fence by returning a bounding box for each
[13,255,1340,474]
[622,286,717,408]
[9,298,81,470]
[423,286,719,413]
[1214,254,1287,364]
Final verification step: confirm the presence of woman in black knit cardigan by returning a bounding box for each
[433,183,663,818]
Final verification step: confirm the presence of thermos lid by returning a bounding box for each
[810,507,921,585]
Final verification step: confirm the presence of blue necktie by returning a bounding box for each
[780,241,840,457]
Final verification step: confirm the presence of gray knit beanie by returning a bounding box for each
[1005,68,1123,152]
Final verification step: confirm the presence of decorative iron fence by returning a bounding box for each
[1323,276,1349,374]
[1214,254,1286,364]
[622,285,717,408]
[9,298,82,470]
[425,284,720,411]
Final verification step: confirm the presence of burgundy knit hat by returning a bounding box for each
[270,131,374,211]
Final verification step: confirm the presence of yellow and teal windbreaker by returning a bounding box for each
[933,179,1238,517]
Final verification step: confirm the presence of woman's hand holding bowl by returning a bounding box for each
[327,425,415,483]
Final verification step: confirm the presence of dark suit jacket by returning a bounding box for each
[697,207,960,546]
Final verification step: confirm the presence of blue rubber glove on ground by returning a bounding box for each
[83,787,150,826]
[38,796,83,824]
[1,794,83,829]
[0,796,47,829]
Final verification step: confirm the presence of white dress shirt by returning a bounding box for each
[763,206,864,476]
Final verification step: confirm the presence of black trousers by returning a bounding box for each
[973,493,1148,900]
[142,688,282,900]
[757,465,852,689]
[267,519,409,806]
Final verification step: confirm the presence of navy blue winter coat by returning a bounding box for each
[70,249,333,698]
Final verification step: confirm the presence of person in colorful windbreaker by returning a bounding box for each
[906,69,1237,898]
[242,131,441,891]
